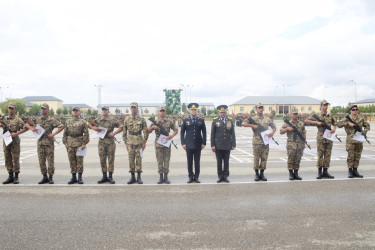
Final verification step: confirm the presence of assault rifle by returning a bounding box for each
[284,119,311,149]
[88,119,121,144]
[246,117,279,145]
[0,116,10,134]
[148,117,178,149]
[27,120,60,145]
[312,114,342,142]
[345,115,370,144]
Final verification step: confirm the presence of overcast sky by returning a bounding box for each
[1,0,375,109]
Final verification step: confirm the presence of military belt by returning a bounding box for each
[129,131,142,136]
[69,134,83,138]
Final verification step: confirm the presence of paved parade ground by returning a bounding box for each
[1,120,374,249]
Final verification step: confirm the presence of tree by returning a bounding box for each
[126,108,129,114]
[49,108,55,116]
[182,103,187,113]
[2,99,27,115]
[63,107,69,114]
[93,110,98,116]
[115,108,120,114]
[200,106,207,115]
[56,108,62,115]
[28,104,41,115]
[87,109,92,115]
[144,108,149,114]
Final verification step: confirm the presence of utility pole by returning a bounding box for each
[94,83,103,110]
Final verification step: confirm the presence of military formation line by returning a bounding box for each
[0,99,371,185]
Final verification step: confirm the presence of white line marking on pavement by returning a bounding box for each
[230,154,243,163]
[235,147,253,157]
[3,177,375,187]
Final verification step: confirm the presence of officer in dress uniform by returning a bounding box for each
[180,103,207,183]
[211,105,236,183]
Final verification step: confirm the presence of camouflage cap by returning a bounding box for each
[130,102,138,108]
[255,102,263,108]
[291,107,298,114]
[41,103,49,109]
[102,105,109,110]
[158,105,166,111]
[8,102,17,109]
[72,106,80,111]
[320,99,329,105]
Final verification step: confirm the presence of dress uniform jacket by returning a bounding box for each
[211,117,236,150]
[180,116,206,149]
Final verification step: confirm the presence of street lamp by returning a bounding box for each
[348,80,357,102]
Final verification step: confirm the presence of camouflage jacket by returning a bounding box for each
[246,115,276,144]
[1,115,25,145]
[281,120,306,149]
[337,115,370,144]
[306,112,336,142]
[95,115,123,144]
[63,118,90,147]
[36,116,64,146]
[149,118,177,148]
[123,115,148,145]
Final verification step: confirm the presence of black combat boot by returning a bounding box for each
[194,176,201,183]
[164,173,170,184]
[352,168,363,178]
[294,170,302,180]
[259,170,267,181]
[38,174,49,184]
[348,168,354,178]
[13,173,19,184]
[78,173,84,184]
[157,174,164,184]
[98,172,109,184]
[68,173,77,184]
[127,173,136,184]
[49,175,54,184]
[187,176,194,183]
[3,172,14,185]
[136,172,143,184]
[289,170,295,180]
[254,169,260,181]
[108,172,115,184]
[323,168,334,179]
[316,167,323,179]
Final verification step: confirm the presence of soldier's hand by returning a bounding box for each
[349,122,355,127]
[316,121,323,126]
[65,145,68,150]
[47,134,54,139]
[231,147,235,150]
[201,145,205,150]
[182,145,187,150]
[142,143,146,150]
[81,145,86,150]
[331,129,336,133]
[252,125,259,129]
[11,132,18,138]
[153,125,160,131]
[0,123,3,127]
[288,127,294,132]
[108,132,115,138]
[31,127,36,132]
[211,146,216,152]
[166,135,173,140]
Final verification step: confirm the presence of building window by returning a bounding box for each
[269,107,272,111]
[240,107,244,112]
[301,106,305,112]
[308,106,312,111]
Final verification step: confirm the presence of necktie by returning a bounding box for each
[193,118,196,124]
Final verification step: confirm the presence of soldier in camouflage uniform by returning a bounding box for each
[25,103,64,184]
[148,106,178,184]
[242,103,276,181]
[337,105,370,178]
[63,107,90,184]
[0,102,28,184]
[123,102,148,184]
[280,107,306,180]
[305,100,336,179]
[88,106,123,184]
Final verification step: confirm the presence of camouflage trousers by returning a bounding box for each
[99,141,116,173]
[346,143,363,169]
[253,144,269,170]
[316,139,333,168]
[3,142,21,174]
[67,147,84,174]
[287,145,303,170]
[128,144,142,173]
[38,144,55,175]
[155,146,171,174]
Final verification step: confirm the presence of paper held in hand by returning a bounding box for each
[32,125,46,140]
[97,126,108,139]
[353,131,365,142]
[76,147,87,156]
[2,131,12,147]
[323,129,336,142]
[157,134,172,147]
[260,130,271,145]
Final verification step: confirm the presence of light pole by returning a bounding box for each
[348,80,357,102]
[274,85,279,113]
[94,83,103,110]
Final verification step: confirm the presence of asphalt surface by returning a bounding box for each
[0,120,374,249]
